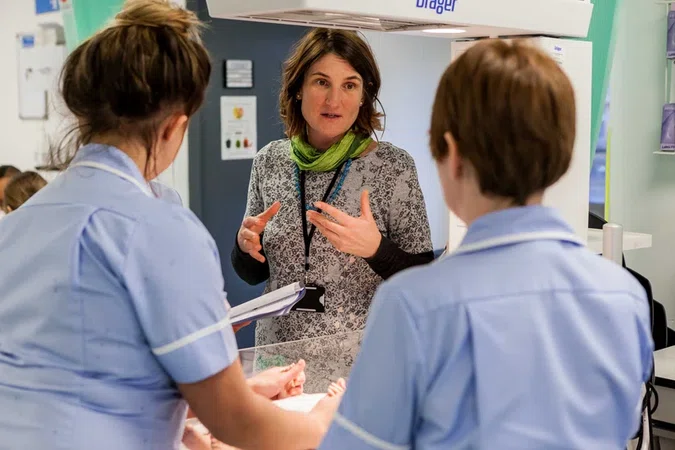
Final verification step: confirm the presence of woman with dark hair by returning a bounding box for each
[0,165,21,208]
[232,28,434,347]
[0,2,342,449]
[2,170,47,213]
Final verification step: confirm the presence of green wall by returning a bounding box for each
[607,0,675,313]
[63,0,124,51]
[585,0,623,162]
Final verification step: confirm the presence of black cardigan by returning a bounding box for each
[231,233,434,285]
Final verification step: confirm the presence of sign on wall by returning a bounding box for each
[35,0,60,15]
[220,96,257,160]
[16,31,68,120]
[225,60,254,88]
[16,33,46,120]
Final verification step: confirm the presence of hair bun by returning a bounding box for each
[113,0,203,41]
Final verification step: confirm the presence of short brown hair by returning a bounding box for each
[50,0,211,176]
[279,28,383,138]
[0,165,20,179]
[430,39,576,205]
[3,171,47,212]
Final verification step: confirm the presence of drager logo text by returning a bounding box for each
[415,0,458,14]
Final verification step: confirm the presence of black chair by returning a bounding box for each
[627,266,668,351]
[653,301,669,351]
[589,212,665,448]
[588,212,663,341]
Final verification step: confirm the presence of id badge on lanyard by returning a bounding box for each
[290,161,348,313]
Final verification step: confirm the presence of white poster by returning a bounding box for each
[16,34,46,120]
[221,96,257,160]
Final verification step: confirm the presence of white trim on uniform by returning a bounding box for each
[447,231,584,258]
[332,412,410,450]
[69,161,154,197]
[152,315,232,356]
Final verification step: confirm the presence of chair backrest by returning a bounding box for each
[626,267,657,345]
[588,211,607,229]
[653,300,668,350]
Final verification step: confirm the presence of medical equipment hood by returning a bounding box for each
[204,0,593,39]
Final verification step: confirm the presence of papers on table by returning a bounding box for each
[230,282,306,325]
[273,393,326,413]
[182,393,325,444]
[185,417,210,435]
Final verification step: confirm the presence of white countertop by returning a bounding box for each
[586,229,652,254]
[655,346,675,382]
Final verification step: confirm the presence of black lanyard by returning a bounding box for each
[299,161,347,273]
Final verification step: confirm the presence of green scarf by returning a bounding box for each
[290,131,373,172]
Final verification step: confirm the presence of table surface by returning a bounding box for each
[585,229,652,254]
[655,346,675,386]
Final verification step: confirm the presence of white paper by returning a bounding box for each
[232,282,304,316]
[221,96,257,160]
[229,282,306,325]
[182,393,325,443]
[230,299,295,324]
[185,418,209,435]
[273,393,326,413]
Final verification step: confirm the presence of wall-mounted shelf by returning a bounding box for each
[587,229,653,254]
[660,0,675,153]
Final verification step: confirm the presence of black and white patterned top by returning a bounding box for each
[233,139,433,346]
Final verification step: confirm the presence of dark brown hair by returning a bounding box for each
[430,39,576,205]
[50,0,211,176]
[3,171,47,212]
[0,165,20,179]
[279,28,384,139]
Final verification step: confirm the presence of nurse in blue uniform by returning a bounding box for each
[0,1,341,449]
[319,39,654,449]
[150,179,184,206]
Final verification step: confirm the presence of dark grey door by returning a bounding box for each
[189,0,307,348]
